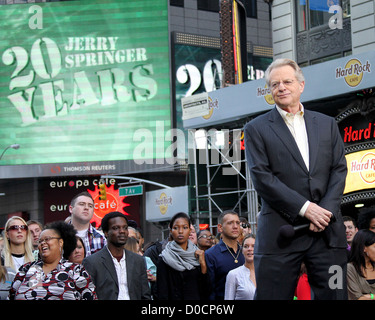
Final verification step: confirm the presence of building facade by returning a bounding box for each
[0,0,273,241]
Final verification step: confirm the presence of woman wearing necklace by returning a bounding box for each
[347,229,375,300]
[225,234,256,300]
[1,217,34,271]
[156,212,210,300]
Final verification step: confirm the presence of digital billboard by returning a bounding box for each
[0,0,171,178]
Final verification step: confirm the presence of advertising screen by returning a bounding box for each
[344,149,375,194]
[0,0,171,178]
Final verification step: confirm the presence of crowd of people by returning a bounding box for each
[2,58,375,301]
[0,189,375,300]
[0,191,255,300]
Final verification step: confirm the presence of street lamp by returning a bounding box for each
[0,144,20,161]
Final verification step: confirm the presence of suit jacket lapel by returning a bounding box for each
[304,110,319,173]
[125,250,133,293]
[268,107,309,173]
[101,246,119,287]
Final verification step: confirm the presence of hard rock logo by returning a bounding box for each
[335,59,371,87]
[256,84,275,105]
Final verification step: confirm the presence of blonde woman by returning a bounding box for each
[2,217,34,271]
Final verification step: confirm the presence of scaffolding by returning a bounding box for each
[189,128,258,234]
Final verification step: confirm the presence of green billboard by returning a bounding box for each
[0,0,171,177]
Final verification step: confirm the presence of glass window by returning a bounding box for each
[296,0,346,30]
[342,0,351,18]
[198,0,220,12]
[243,0,257,19]
[170,0,184,7]
[296,0,307,32]
[309,0,340,28]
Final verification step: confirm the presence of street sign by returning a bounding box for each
[119,184,143,197]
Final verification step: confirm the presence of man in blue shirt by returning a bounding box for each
[205,210,245,300]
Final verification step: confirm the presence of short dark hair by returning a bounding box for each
[169,212,191,229]
[343,216,357,228]
[70,191,94,207]
[101,211,128,233]
[44,221,77,259]
[218,210,239,225]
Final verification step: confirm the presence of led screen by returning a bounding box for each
[0,0,171,177]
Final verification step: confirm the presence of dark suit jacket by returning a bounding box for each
[83,246,151,300]
[244,107,347,254]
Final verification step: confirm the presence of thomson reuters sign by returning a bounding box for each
[335,59,371,87]
[344,150,375,194]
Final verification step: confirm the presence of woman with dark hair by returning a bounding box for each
[357,208,375,231]
[347,229,375,300]
[156,212,210,300]
[9,221,97,300]
[69,236,86,264]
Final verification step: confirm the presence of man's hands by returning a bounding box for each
[304,202,333,232]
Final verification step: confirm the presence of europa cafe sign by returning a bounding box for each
[44,177,140,226]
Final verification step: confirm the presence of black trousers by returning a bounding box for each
[254,234,348,300]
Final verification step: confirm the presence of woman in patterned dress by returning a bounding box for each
[9,221,97,300]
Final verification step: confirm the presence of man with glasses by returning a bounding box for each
[244,58,348,300]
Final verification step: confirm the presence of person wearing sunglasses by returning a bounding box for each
[239,217,252,244]
[1,217,34,271]
[9,221,97,300]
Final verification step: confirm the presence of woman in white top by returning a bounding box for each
[224,234,256,300]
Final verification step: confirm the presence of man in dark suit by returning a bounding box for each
[244,58,348,300]
[83,211,151,300]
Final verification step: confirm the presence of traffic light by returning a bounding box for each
[98,183,107,200]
